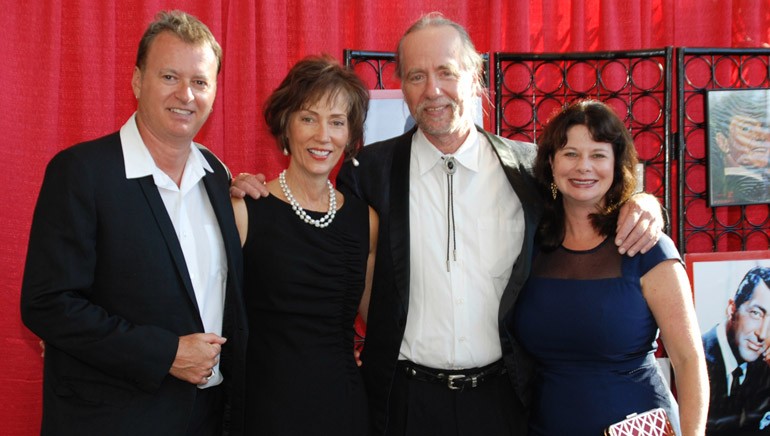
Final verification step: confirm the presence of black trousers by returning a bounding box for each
[186,385,224,436]
[384,362,528,436]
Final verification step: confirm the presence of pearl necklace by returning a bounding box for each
[278,169,337,228]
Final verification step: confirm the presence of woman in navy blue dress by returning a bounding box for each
[513,100,708,435]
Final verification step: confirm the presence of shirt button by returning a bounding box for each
[458,336,467,342]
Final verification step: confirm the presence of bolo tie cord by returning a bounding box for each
[442,156,457,272]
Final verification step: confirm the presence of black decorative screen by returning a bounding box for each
[494,49,673,217]
[677,48,770,253]
[343,49,490,90]
[344,46,770,255]
[343,50,400,89]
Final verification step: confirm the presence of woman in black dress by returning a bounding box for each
[231,55,377,435]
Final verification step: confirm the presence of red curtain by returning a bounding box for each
[3,1,769,433]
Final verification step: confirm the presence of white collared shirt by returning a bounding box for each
[716,321,747,396]
[120,113,227,388]
[399,127,524,369]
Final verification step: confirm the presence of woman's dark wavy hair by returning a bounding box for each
[534,100,639,251]
[263,54,369,161]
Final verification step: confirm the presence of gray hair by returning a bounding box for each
[395,12,484,95]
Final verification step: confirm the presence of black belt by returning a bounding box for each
[398,360,507,390]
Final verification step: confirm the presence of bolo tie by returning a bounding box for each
[441,156,457,272]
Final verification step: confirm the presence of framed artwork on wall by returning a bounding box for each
[706,88,770,207]
[685,250,770,433]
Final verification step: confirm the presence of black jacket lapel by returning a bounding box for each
[390,136,412,311]
[137,176,201,320]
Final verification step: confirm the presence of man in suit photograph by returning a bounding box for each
[21,10,246,436]
[231,12,664,436]
[703,266,770,435]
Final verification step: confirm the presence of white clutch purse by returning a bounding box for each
[604,408,676,436]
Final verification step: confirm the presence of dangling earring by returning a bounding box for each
[550,182,558,200]
[282,146,289,156]
[347,144,360,167]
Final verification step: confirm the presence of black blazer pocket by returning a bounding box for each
[54,377,134,407]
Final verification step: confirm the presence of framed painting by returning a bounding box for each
[706,88,770,206]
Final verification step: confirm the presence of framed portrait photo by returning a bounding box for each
[685,250,770,434]
[686,250,770,332]
[706,88,770,207]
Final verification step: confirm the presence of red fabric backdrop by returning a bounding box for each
[3,1,769,433]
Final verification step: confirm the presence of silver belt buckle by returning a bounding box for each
[446,374,466,390]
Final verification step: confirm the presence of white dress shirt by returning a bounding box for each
[399,127,524,369]
[120,114,227,388]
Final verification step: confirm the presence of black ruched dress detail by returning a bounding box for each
[242,194,369,435]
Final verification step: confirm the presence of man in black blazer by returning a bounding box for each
[232,13,663,436]
[21,11,246,436]
[703,266,770,435]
